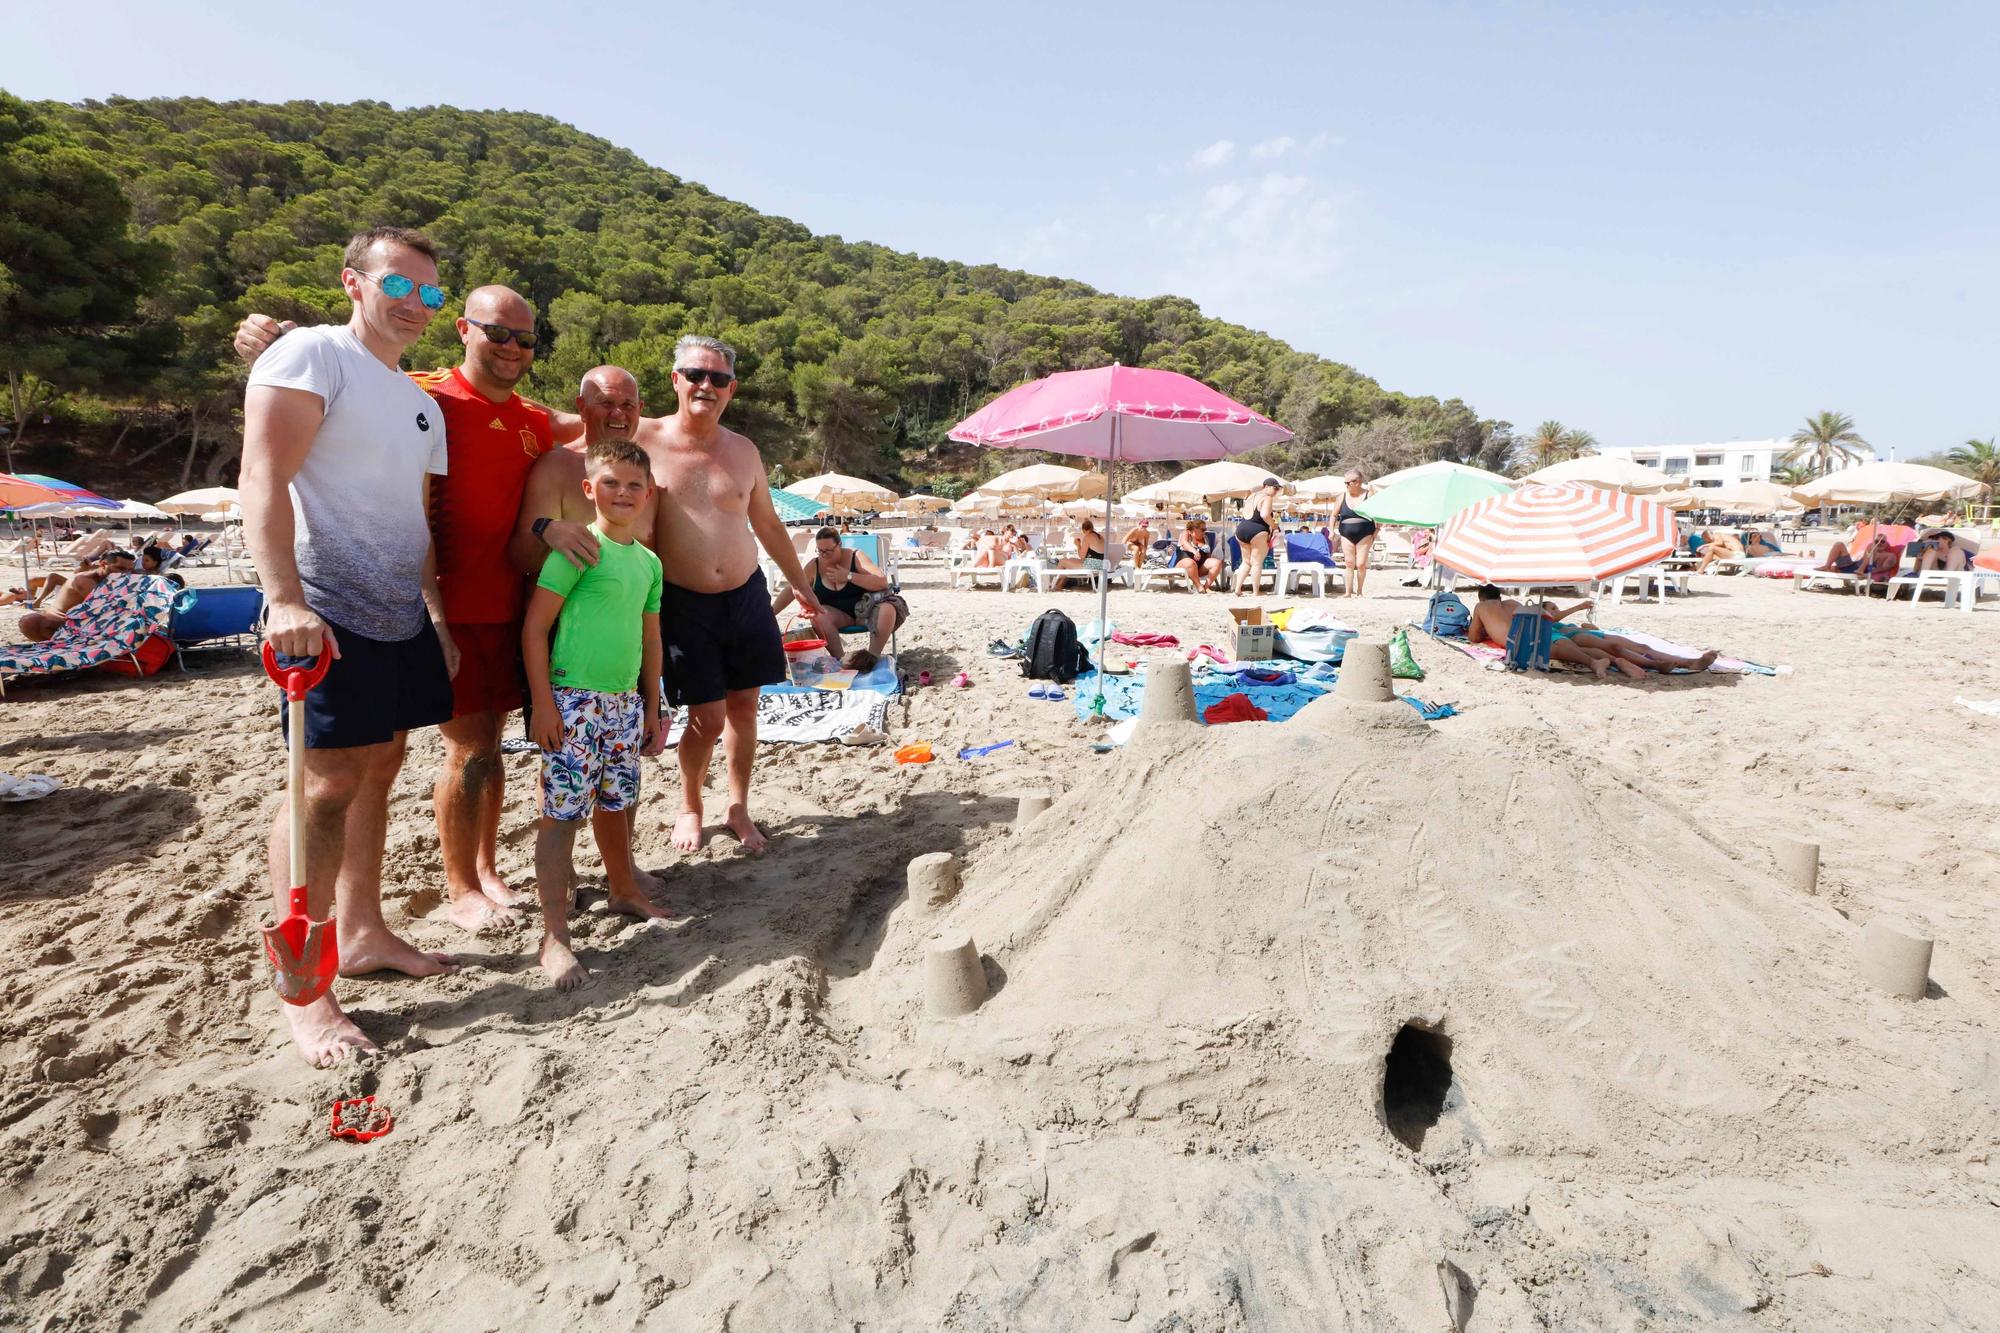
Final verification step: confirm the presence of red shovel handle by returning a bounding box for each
[261,641,333,701]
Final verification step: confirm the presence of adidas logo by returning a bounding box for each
[490,417,506,430]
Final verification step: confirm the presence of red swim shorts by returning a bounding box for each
[447,621,525,718]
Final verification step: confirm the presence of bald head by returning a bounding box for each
[577,365,641,443]
[464,285,533,326]
[456,284,536,391]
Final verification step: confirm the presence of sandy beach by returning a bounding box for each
[2,561,1997,1329]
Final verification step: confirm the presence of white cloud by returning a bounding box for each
[1307,131,1332,152]
[1188,139,1235,170]
[1248,135,1297,161]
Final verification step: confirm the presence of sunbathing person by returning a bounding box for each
[15,550,136,641]
[970,529,1003,568]
[1057,518,1106,571]
[0,571,69,608]
[1862,536,1903,584]
[1175,520,1223,591]
[1694,530,1745,572]
[54,529,117,563]
[1743,530,1785,557]
[1469,587,1715,679]
[1917,531,1971,573]
[1122,518,1153,569]
[1815,540,1865,573]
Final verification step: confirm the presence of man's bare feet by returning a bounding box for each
[478,869,529,909]
[672,809,706,853]
[607,888,672,921]
[442,891,515,935]
[631,864,665,898]
[723,804,767,853]
[539,936,592,991]
[338,927,457,979]
[283,994,377,1068]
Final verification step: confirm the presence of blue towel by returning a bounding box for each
[763,656,902,697]
[1077,665,1458,724]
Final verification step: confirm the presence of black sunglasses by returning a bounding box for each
[465,318,539,350]
[675,367,735,388]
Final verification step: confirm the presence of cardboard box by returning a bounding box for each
[1235,628,1276,662]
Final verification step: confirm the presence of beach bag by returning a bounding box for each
[1421,589,1471,638]
[90,632,175,678]
[1388,627,1424,680]
[1504,610,1553,673]
[1021,609,1090,683]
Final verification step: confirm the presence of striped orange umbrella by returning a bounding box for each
[1435,483,1676,584]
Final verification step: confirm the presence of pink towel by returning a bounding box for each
[1111,631,1181,647]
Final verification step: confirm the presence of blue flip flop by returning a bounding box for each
[1029,683,1050,699]
[1044,687,1066,702]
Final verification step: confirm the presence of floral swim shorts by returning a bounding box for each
[540,686,643,821]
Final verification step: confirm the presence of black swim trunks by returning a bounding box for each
[274,614,451,749]
[660,569,787,708]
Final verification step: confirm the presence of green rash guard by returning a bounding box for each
[536,526,664,693]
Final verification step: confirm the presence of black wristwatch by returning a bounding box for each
[533,517,552,544]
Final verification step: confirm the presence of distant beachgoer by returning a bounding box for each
[972,529,1003,568]
[11,550,136,640]
[771,525,908,666]
[1695,530,1745,572]
[1060,518,1106,570]
[1470,587,1714,679]
[1917,531,1970,573]
[1122,518,1152,569]
[1743,530,1784,557]
[1334,472,1377,597]
[1232,477,1283,595]
[1176,520,1223,591]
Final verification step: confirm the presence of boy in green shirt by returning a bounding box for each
[522,438,668,990]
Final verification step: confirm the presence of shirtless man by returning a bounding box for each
[510,365,665,907]
[646,337,818,851]
[536,341,820,850]
[1469,586,1716,679]
[11,550,136,639]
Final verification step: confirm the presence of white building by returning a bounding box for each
[1594,439,1875,488]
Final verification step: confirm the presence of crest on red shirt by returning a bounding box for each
[519,428,542,458]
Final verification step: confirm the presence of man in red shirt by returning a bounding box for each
[238,286,553,932]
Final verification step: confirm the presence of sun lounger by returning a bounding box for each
[167,584,265,661]
[1885,568,1991,614]
[0,573,178,696]
[1277,533,1341,597]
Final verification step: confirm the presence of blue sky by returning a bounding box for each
[7,0,1995,453]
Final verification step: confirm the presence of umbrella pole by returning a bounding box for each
[1094,421,1118,715]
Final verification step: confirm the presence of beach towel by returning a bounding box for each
[1076,665,1457,726]
[1275,625,1354,663]
[1956,698,2000,718]
[0,574,178,685]
[1202,692,1268,724]
[664,689,890,745]
[1600,628,1785,675]
[1109,631,1180,648]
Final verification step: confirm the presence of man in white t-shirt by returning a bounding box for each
[241,224,460,1068]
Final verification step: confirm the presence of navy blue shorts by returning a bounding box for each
[660,570,786,709]
[275,616,452,749]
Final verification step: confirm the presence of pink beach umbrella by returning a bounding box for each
[950,365,1292,701]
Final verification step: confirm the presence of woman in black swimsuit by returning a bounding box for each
[770,526,909,667]
[1335,470,1377,597]
[1231,477,1283,596]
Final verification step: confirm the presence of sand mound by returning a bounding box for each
[845,686,2000,1326]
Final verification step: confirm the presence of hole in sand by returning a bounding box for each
[1382,1022,1454,1152]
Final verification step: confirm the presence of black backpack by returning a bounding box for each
[1021,609,1091,682]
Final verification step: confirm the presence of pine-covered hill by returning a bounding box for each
[31,95,1515,490]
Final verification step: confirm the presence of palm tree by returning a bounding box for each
[1524,420,1598,469]
[1949,437,2000,520]
[1771,463,1813,487]
[1784,411,1870,477]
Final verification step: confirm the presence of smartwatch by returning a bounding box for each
[533,516,552,544]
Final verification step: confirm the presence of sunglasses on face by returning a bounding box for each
[352,269,447,310]
[675,367,735,388]
[465,318,538,350]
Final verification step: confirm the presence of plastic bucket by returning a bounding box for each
[784,638,836,685]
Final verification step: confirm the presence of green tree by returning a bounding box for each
[0,92,165,468]
[1771,462,1813,487]
[1783,411,1870,477]
[1523,420,1597,471]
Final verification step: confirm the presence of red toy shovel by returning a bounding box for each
[260,642,337,1005]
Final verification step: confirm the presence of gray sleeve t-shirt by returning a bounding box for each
[247,326,449,641]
